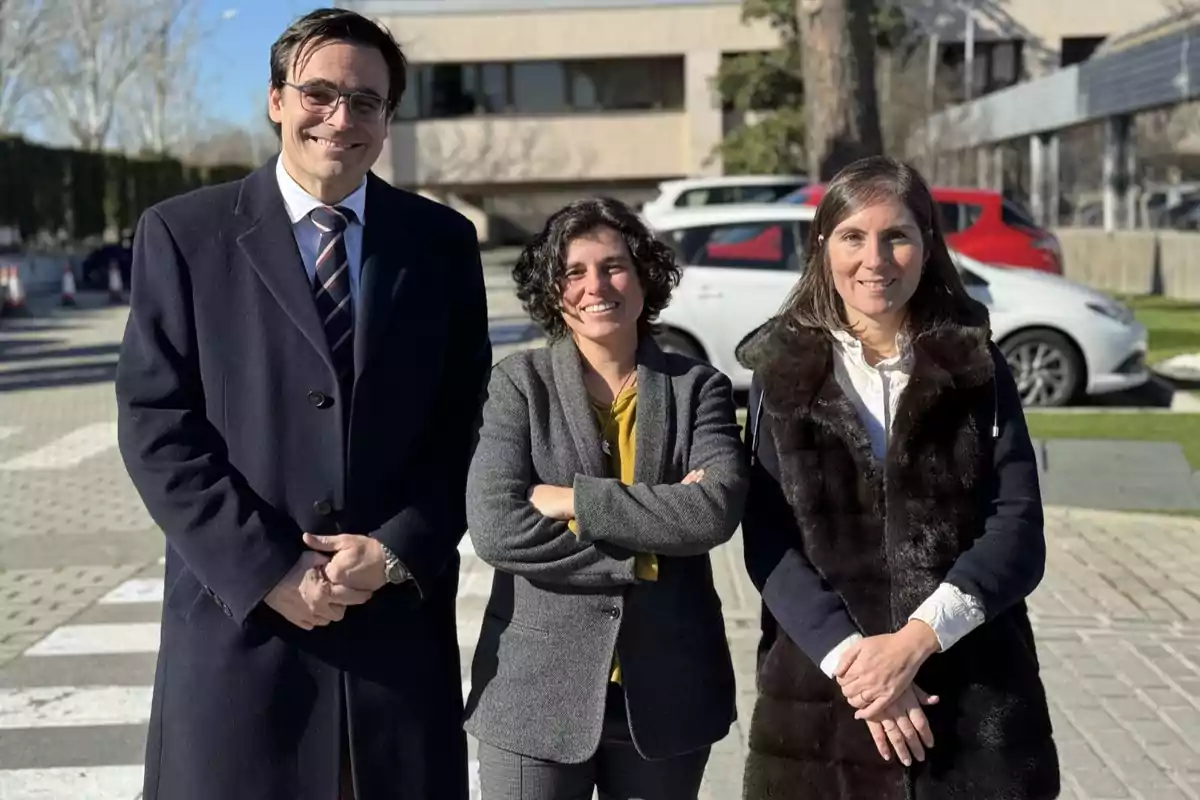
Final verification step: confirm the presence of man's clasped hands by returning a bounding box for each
[262,533,389,631]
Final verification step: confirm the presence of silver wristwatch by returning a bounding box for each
[381,544,411,584]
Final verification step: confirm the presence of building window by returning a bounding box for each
[940,39,1025,101]
[569,58,684,111]
[399,57,684,120]
[469,63,509,113]
[1060,36,1106,67]
[511,61,569,113]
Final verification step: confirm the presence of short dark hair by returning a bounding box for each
[268,8,407,134]
[784,155,989,334]
[512,197,682,341]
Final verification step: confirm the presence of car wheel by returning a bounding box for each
[655,329,707,361]
[1000,329,1083,408]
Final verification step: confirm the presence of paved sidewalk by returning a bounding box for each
[5,291,1200,798]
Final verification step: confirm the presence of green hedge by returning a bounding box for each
[0,137,251,242]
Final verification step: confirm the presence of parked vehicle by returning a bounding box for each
[778,184,1064,274]
[640,175,809,226]
[650,204,1148,407]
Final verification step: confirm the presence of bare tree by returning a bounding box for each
[121,0,211,155]
[795,0,884,179]
[32,0,157,150]
[0,0,55,133]
[185,121,278,167]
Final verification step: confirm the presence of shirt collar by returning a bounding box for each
[275,157,367,227]
[831,328,913,371]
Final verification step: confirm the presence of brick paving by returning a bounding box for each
[3,286,1200,798]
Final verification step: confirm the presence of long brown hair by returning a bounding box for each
[784,156,988,334]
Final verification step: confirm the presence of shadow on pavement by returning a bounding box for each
[0,342,121,364]
[1081,378,1178,409]
[0,360,118,393]
[0,336,63,360]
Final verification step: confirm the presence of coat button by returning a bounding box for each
[607,608,621,620]
[313,500,333,516]
[308,390,332,409]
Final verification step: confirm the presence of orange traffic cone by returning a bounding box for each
[61,261,78,307]
[0,266,10,316]
[107,259,125,304]
[3,263,29,316]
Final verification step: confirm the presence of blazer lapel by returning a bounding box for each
[235,159,334,373]
[550,338,608,478]
[633,337,670,484]
[354,175,417,381]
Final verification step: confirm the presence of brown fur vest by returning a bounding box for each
[739,319,1059,800]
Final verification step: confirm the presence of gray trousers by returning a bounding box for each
[476,685,711,800]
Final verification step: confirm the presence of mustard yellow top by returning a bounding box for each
[567,383,658,684]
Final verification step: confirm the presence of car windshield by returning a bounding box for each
[1001,199,1039,228]
[777,187,817,205]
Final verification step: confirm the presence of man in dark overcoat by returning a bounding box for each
[115,8,490,799]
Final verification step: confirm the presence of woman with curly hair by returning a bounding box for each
[463,196,749,799]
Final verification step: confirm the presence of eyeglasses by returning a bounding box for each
[284,82,388,121]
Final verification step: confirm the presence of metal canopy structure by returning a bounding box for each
[920,11,1200,231]
[926,15,1200,149]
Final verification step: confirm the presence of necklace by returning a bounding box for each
[600,369,637,456]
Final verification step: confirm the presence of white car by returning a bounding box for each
[650,204,1149,407]
[640,175,810,228]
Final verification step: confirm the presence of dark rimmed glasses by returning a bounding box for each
[283,81,389,122]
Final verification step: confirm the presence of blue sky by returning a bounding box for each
[197,0,326,126]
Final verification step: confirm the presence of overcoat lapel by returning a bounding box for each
[235,159,334,374]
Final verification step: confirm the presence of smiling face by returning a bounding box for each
[559,226,645,350]
[826,199,926,331]
[267,39,390,203]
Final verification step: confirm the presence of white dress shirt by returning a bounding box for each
[275,158,368,313]
[818,329,986,678]
[274,160,413,580]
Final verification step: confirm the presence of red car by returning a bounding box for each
[779,185,1063,274]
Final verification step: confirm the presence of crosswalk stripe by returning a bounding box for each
[0,686,152,729]
[0,765,144,799]
[23,619,485,656]
[0,423,117,471]
[97,573,491,603]
[25,624,160,657]
[99,579,164,605]
[1,551,491,799]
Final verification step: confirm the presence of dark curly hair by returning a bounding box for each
[513,197,682,341]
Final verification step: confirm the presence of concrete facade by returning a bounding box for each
[367,1,777,190]
[343,0,1173,238]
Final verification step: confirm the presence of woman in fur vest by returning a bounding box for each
[736,156,1059,800]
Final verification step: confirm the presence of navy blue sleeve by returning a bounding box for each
[369,217,492,596]
[944,343,1047,618]
[742,376,861,668]
[116,207,303,625]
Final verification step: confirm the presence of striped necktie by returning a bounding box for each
[309,205,355,390]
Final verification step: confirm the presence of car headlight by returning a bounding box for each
[1086,301,1134,325]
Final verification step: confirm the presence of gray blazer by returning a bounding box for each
[463,336,749,764]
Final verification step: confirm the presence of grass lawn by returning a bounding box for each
[1024,412,1200,470]
[1122,295,1200,365]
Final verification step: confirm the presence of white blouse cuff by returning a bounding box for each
[909,582,985,652]
[819,632,864,678]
